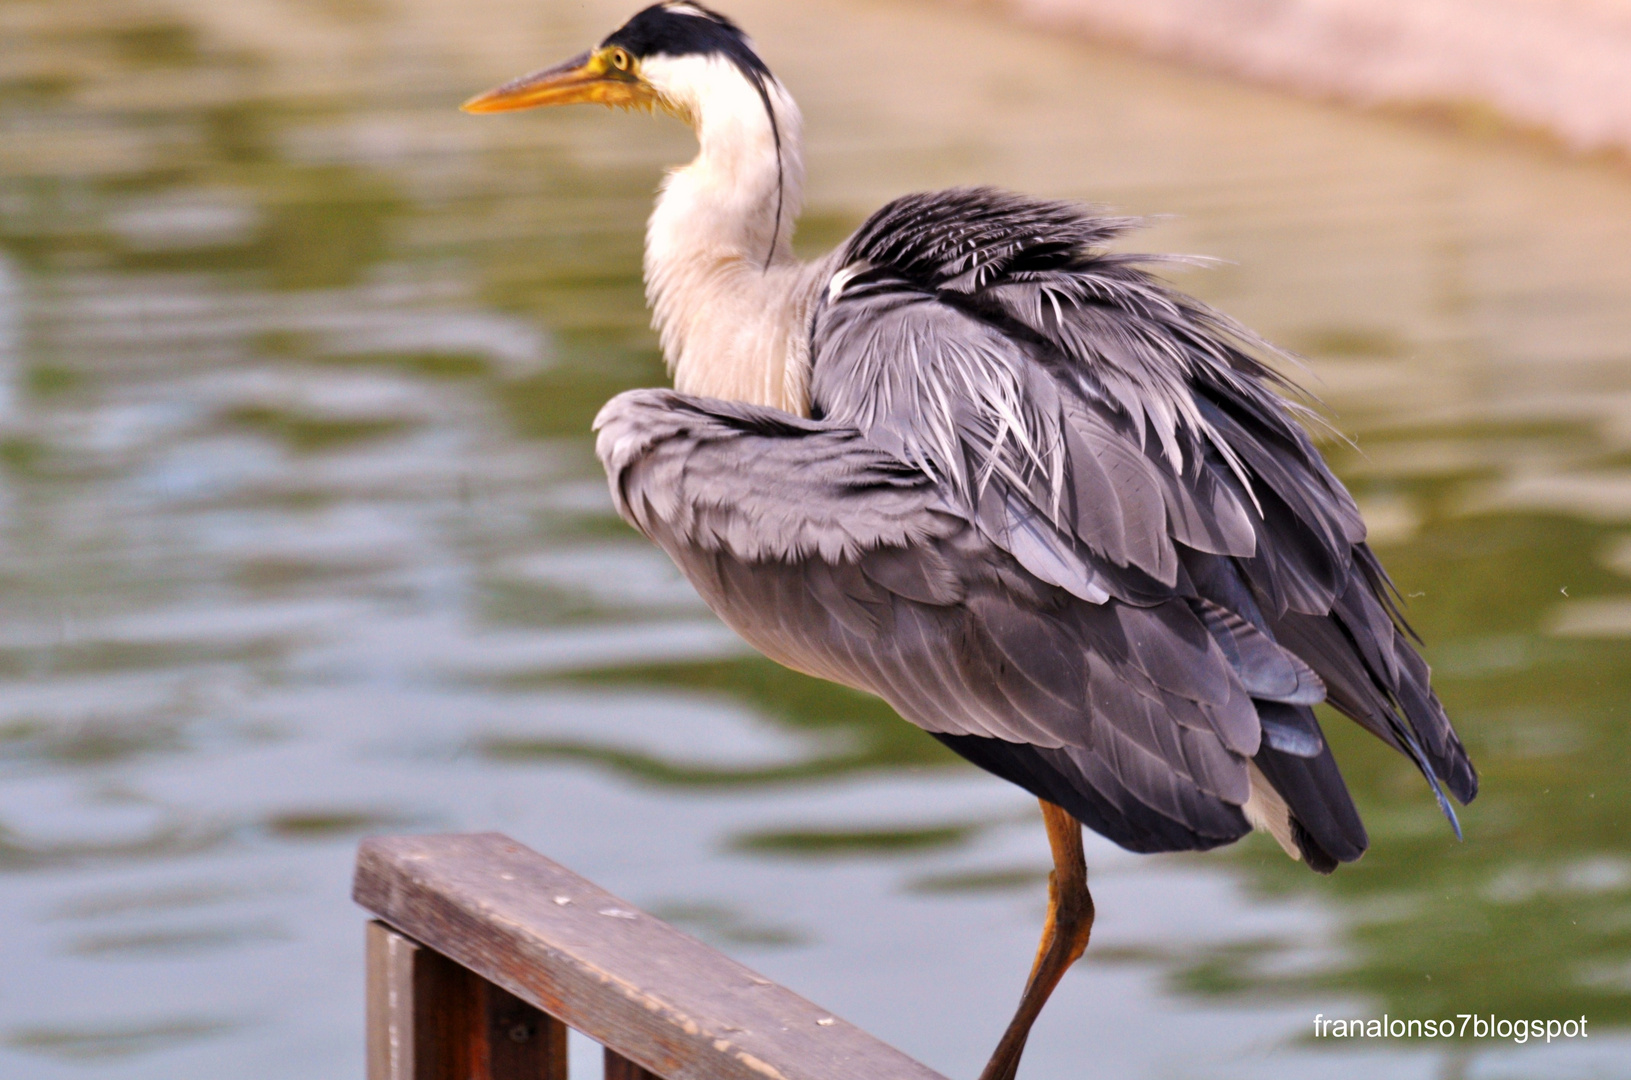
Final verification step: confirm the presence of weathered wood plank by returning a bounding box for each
[355,833,950,1080]
[366,919,568,1080]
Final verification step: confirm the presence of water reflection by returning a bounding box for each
[1,0,1630,1077]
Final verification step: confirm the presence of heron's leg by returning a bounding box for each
[976,800,1093,1080]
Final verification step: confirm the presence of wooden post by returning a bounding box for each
[603,1047,663,1080]
[367,920,568,1080]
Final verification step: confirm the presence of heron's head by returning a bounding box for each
[462,2,777,132]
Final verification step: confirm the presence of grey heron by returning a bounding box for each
[464,4,1478,1077]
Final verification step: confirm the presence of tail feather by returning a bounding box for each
[1252,705,1368,873]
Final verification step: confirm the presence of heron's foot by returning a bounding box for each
[976,801,1094,1080]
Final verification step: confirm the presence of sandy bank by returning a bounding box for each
[971,0,1631,157]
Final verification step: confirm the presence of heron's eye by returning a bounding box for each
[608,48,631,71]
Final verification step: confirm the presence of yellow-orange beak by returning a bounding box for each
[461,50,655,113]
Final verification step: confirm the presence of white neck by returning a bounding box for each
[641,54,816,415]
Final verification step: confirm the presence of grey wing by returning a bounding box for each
[811,187,1476,867]
[595,388,1275,854]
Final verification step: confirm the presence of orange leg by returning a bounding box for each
[976,800,1094,1080]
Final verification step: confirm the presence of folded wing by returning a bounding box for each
[595,188,1476,872]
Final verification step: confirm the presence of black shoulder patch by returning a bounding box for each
[603,3,770,81]
[843,187,1137,291]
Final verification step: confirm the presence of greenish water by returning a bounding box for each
[2,1,1630,1077]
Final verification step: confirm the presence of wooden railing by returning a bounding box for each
[354,833,952,1080]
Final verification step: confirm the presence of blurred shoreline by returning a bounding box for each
[964,0,1631,160]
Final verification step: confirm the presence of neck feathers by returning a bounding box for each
[641,54,813,414]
